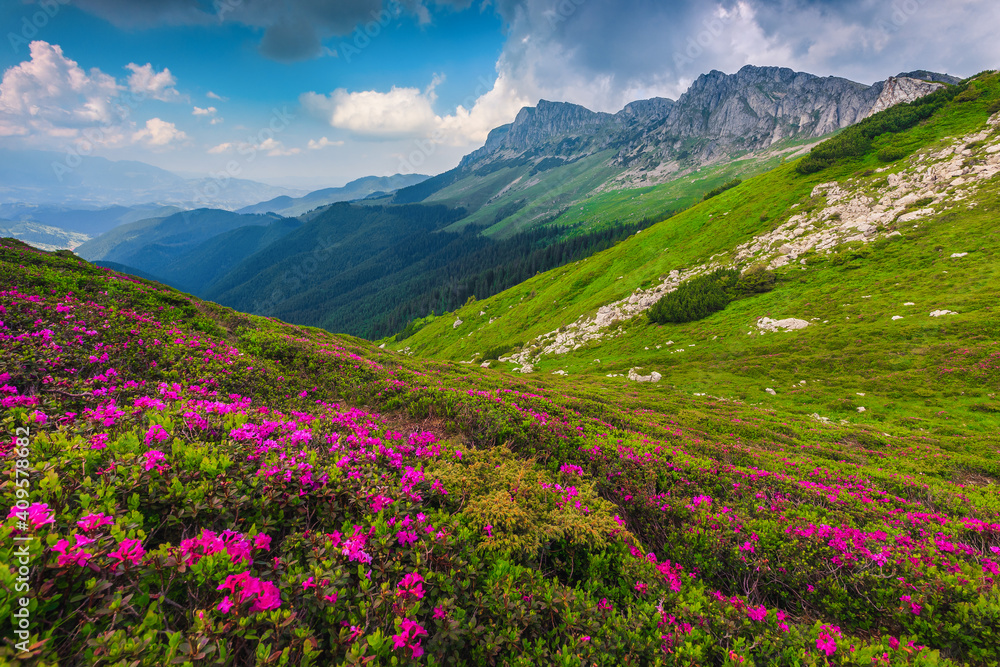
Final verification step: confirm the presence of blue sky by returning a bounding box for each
[1,0,998,189]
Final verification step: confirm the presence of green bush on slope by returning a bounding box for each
[648,266,779,324]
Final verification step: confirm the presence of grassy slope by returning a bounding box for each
[398,74,1000,436]
[3,236,1000,665]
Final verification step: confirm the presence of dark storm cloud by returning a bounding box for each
[73,0,475,61]
[71,0,998,100]
[481,0,998,109]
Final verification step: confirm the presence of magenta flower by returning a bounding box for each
[76,512,114,532]
[217,596,234,613]
[397,572,425,600]
[889,636,900,649]
[142,449,168,472]
[217,571,281,613]
[144,424,169,445]
[51,538,93,567]
[433,606,448,620]
[8,503,55,530]
[109,538,145,567]
[89,433,109,450]
[747,605,767,622]
[392,618,427,659]
[816,632,836,656]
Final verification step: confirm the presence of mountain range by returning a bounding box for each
[52,65,965,339]
[0,148,306,209]
[391,67,957,235]
[4,68,999,667]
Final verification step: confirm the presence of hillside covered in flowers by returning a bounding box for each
[1,238,999,666]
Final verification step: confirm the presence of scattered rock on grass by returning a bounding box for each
[628,367,662,383]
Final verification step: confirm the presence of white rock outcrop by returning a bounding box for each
[453,319,463,329]
[499,114,1000,368]
[757,317,810,332]
[765,388,777,395]
[627,368,662,383]
[929,310,957,317]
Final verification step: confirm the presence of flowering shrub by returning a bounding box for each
[1,239,998,665]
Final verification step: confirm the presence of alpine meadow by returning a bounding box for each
[1,2,1000,666]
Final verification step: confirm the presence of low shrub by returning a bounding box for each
[648,269,738,324]
[877,146,909,162]
[703,179,742,201]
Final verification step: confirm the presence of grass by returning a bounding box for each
[397,71,1000,437]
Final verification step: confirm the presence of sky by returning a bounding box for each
[0,0,998,189]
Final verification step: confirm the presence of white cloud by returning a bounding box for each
[207,142,234,154]
[302,85,439,139]
[301,71,529,146]
[206,90,227,101]
[0,40,124,142]
[126,62,182,102]
[192,105,217,116]
[209,117,224,125]
[258,137,300,156]
[307,136,344,149]
[132,117,188,147]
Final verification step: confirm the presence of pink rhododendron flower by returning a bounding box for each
[144,424,169,445]
[89,433,109,450]
[142,450,168,472]
[8,503,55,530]
[51,538,93,567]
[392,618,427,659]
[817,632,836,656]
[109,538,145,567]
[217,571,281,613]
[397,572,425,600]
[747,605,767,622]
[889,637,900,649]
[76,512,114,532]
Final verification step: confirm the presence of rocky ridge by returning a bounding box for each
[499,111,1000,370]
[458,67,951,188]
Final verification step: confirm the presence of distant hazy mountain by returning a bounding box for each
[0,219,90,251]
[0,203,183,237]
[237,174,430,217]
[0,149,306,209]
[75,209,289,291]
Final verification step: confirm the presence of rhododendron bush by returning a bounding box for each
[1,238,999,665]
